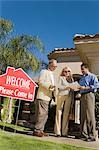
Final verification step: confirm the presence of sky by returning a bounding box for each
[0,0,99,75]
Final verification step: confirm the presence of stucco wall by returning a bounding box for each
[74,38,99,75]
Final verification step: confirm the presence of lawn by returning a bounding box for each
[0,130,95,150]
[0,121,30,132]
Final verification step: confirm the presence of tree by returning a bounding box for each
[4,35,44,71]
[0,18,45,123]
[0,18,13,45]
[0,18,44,71]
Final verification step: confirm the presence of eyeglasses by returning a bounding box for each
[63,70,71,73]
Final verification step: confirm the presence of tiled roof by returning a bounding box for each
[48,34,99,59]
[73,34,99,41]
[54,47,75,52]
[48,48,75,57]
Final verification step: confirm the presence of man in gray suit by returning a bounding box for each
[79,63,99,142]
[33,59,57,137]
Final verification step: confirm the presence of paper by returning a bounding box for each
[75,100,80,124]
[69,81,80,91]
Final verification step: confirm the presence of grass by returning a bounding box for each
[0,121,30,132]
[0,130,96,150]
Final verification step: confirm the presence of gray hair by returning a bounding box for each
[49,59,57,65]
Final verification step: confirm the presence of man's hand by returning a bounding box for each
[79,86,90,90]
[68,85,80,91]
[49,85,55,91]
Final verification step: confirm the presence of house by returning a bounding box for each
[48,47,82,82]
[20,33,99,129]
[48,34,99,77]
[47,34,99,133]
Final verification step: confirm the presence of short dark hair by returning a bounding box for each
[81,63,89,68]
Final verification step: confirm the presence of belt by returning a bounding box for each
[82,91,94,94]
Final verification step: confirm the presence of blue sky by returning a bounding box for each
[0,0,99,64]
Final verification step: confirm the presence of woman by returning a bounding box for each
[54,66,74,137]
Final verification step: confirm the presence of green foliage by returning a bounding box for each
[0,18,45,72]
[1,97,16,123]
[6,35,44,71]
[0,131,92,150]
[97,75,99,80]
[1,97,10,122]
[95,92,99,101]
[0,122,30,131]
[7,35,44,52]
[95,89,99,129]
[0,46,13,69]
[0,18,45,124]
[95,102,99,116]
[95,90,99,114]
[0,18,13,36]
[0,18,13,45]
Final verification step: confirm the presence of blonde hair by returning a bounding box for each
[60,67,73,83]
[60,67,71,76]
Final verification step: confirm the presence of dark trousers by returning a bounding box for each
[80,92,96,138]
[34,99,49,131]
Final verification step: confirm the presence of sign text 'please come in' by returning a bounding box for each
[0,67,38,101]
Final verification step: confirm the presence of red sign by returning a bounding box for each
[0,67,38,101]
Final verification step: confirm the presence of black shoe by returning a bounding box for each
[56,134,61,137]
[75,134,86,139]
[61,135,68,138]
[75,135,81,139]
[85,137,96,142]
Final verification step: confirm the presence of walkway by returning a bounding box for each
[30,134,99,150]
